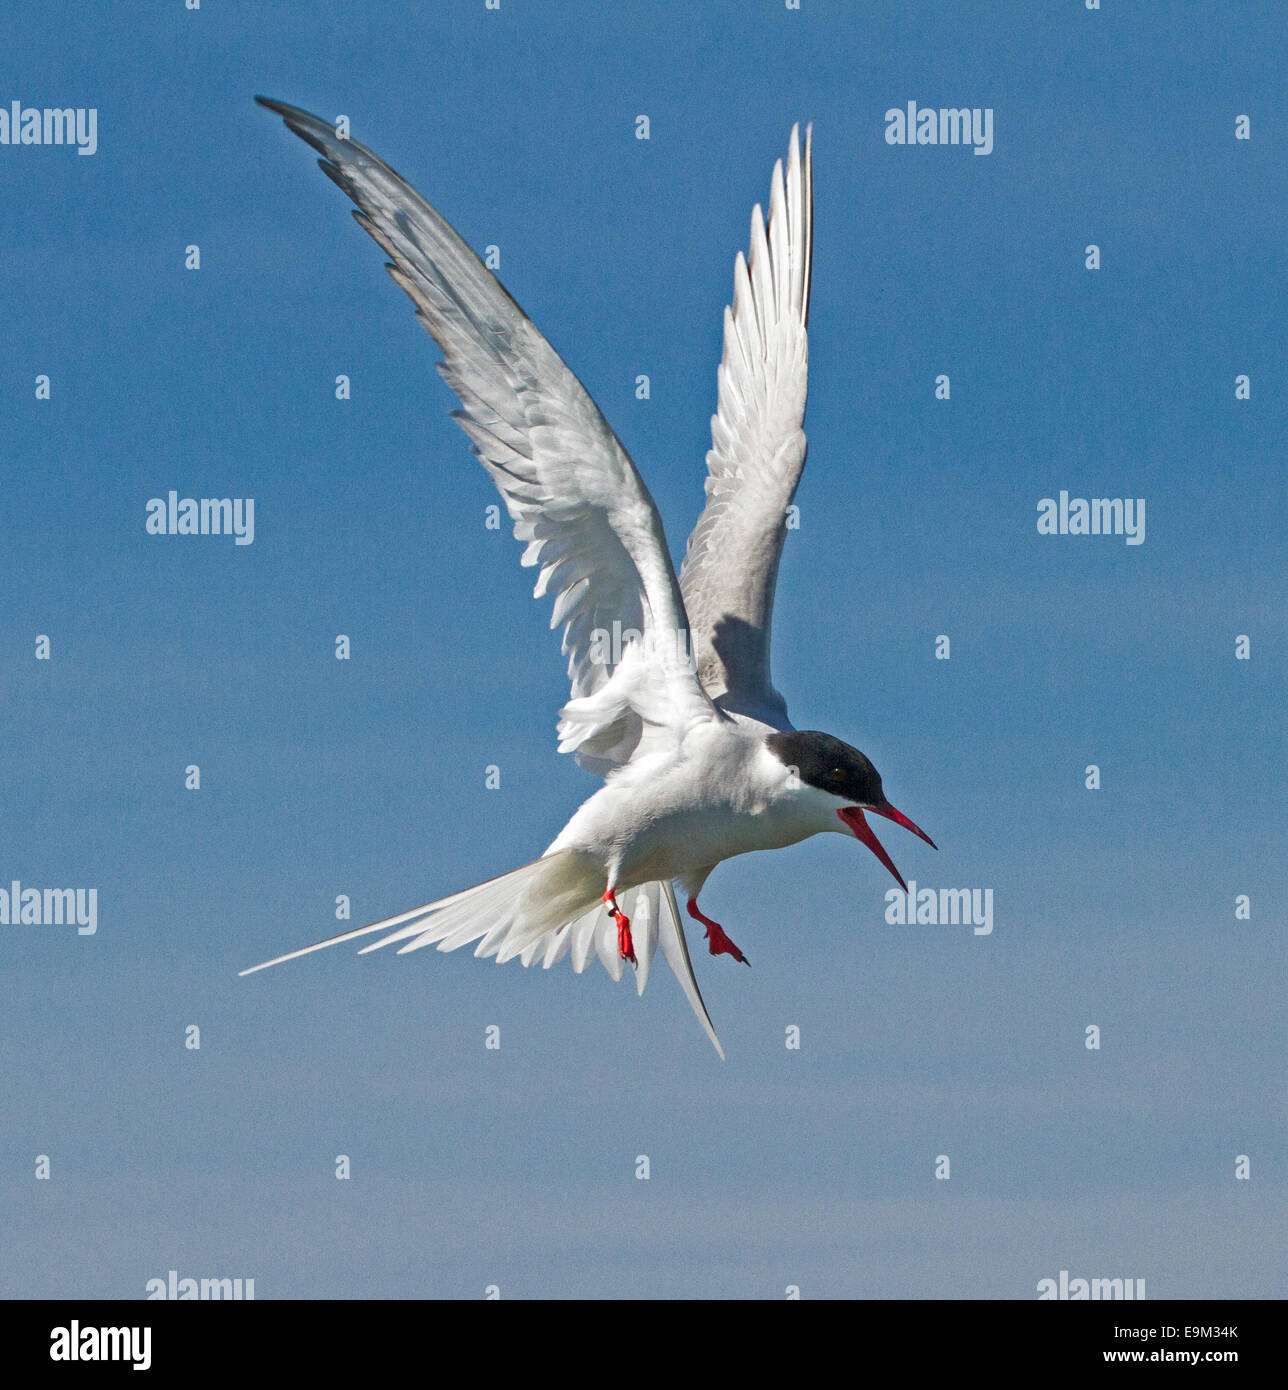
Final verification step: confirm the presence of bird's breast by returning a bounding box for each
[549,723,816,886]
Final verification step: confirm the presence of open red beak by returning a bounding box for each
[837,802,937,893]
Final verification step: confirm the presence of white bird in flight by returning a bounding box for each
[243,100,936,1056]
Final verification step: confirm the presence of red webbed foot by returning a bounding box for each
[686,898,750,966]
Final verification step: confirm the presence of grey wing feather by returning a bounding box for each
[679,124,813,729]
[259,98,715,773]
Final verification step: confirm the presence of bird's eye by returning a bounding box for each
[830,767,844,780]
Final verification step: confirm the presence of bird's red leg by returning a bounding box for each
[686,898,750,966]
[603,887,636,965]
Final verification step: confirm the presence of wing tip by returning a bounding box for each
[787,121,814,168]
[254,95,319,130]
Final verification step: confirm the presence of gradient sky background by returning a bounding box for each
[2,1,1283,1298]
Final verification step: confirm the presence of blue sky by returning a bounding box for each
[1,1,1283,1298]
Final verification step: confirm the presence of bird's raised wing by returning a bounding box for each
[258,99,716,774]
[679,124,812,729]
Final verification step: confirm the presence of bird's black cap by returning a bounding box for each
[765,730,885,805]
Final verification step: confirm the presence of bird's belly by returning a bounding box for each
[613,801,811,889]
[548,724,818,889]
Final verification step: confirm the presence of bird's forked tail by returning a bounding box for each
[239,851,723,1057]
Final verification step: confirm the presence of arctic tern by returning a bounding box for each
[243,101,936,1056]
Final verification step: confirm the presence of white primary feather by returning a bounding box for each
[680,123,813,728]
[255,99,717,776]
